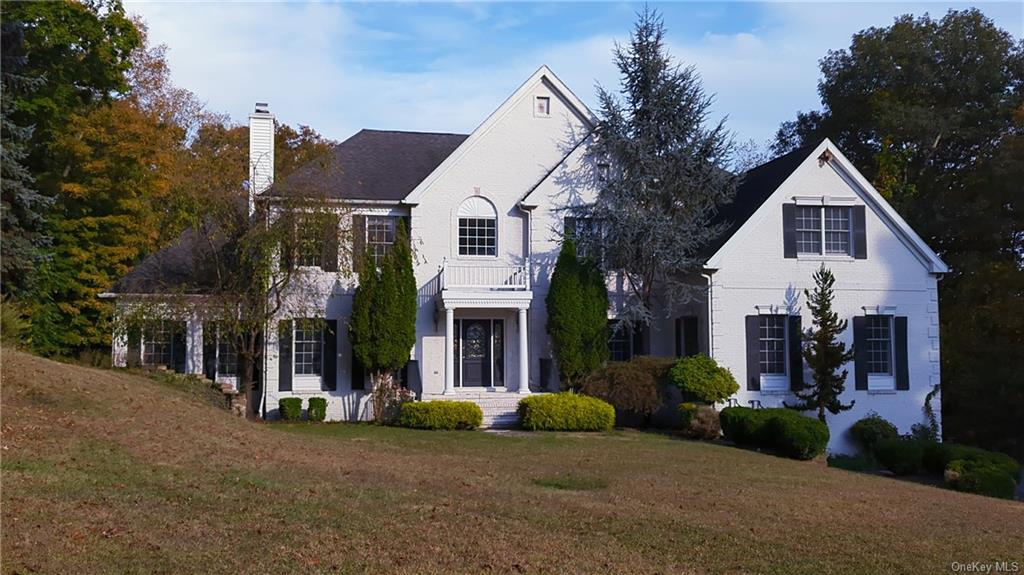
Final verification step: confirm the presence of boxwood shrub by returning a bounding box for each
[874,438,925,475]
[307,397,327,422]
[398,401,483,430]
[518,393,615,432]
[670,354,739,404]
[719,407,828,460]
[848,413,899,455]
[279,397,302,421]
[922,442,1020,479]
[945,459,1018,500]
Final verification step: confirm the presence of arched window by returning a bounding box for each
[457,196,497,256]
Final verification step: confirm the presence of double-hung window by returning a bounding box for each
[758,315,789,390]
[366,216,396,266]
[217,331,238,377]
[865,315,894,390]
[293,319,323,376]
[142,321,173,366]
[608,320,634,362]
[296,220,324,267]
[796,206,852,256]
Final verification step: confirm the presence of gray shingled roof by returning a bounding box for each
[267,129,468,201]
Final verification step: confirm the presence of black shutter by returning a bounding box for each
[745,315,761,391]
[322,214,339,272]
[852,205,867,259]
[405,360,420,393]
[127,324,141,368]
[894,316,909,390]
[632,325,645,358]
[171,321,187,373]
[322,319,337,391]
[675,317,682,357]
[351,349,365,391]
[683,316,699,357]
[203,322,217,380]
[352,215,366,273]
[788,315,804,391]
[782,203,797,258]
[278,320,292,392]
[539,358,552,391]
[564,216,577,239]
[853,316,867,390]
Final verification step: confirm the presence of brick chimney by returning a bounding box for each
[248,102,275,215]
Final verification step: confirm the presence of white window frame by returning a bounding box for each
[365,215,396,267]
[455,196,498,259]
[533,95,551,117]
[865,314,896,391]
[295,217,324,269]
[794,204,855,258]
[142,320,174,367]
[758,314,789,391]
[216,328,238,379]
[292,319,323,388]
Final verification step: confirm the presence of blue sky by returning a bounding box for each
[128,1,1023,150]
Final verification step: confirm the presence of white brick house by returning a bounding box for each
[106,66,947,453]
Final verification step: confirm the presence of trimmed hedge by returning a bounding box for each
[719,407,829,460]
[945,459,1018,500]
[874,438,925,475]
[848,413,899,455]
[398,401,483,430]
[670,354,739,404]
[279,397,302,421]
[518,393,615,432]
[307,397,327,422]
[922,442,1020,479]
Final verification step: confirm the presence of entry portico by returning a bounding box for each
[439,259,533,394]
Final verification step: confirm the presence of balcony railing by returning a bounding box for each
[440,258,531,291]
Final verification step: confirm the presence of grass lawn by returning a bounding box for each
[2,350,1022,574]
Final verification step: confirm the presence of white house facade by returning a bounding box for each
[106,66,948,454]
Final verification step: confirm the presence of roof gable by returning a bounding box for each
[403,65,597,205]
[706,139,949,274]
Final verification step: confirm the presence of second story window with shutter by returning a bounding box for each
[366,216,396,266]
[786,203,863,258]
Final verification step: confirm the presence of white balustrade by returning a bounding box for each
[441,258,530,290]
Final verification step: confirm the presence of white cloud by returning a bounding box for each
[127,1,1023,151]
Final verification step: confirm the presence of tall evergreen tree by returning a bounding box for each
[576,7,737,330]
[786,265,855,422]
[545,237,609,389]
[349,222,417,422]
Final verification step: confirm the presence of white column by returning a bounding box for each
[444,308,455,394]
[186,317,204,374]
[518,307,530,394]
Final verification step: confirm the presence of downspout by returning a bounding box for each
[518,202,533,389]
[701,270,714,359]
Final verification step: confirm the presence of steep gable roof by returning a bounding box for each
[403,65,597,205]
[705,139,949,274]
[269,129,467,202]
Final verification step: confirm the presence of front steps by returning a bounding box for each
[422,391,539,428]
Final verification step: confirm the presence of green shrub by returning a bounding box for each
[945,460,1018,500]
[580,361,661,417]
[720,407,828,460]
[518,393,615,432]
[670,354,739,404]
[849,412,899,455]
[629,356,677,386]
[719,407,772,446]
[679,403,721,440]
[279,398,302,421]
[922,442,1020,479]
[398,401,483,430]
[766,410,830,460]
[874,438,925,475]
[307,397,327,422]
[828,454,878,473]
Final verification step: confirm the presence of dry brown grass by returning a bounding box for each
[2,350,1021,574]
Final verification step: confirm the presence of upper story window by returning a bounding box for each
[534,96,551,117]
[457,196,497,257]
[296,218,325,267]
[758,315,788,375]
[293,319,322,376]
[795,206,852,256]
[865,315,893,375]
[366,216,396,266]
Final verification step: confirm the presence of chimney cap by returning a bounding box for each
[254,102,270,114]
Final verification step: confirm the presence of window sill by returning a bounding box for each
[867,390,898,395]
[796,254,855,261]
[759,389,791,396]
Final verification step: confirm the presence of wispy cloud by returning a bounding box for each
[127,1,1023,148]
